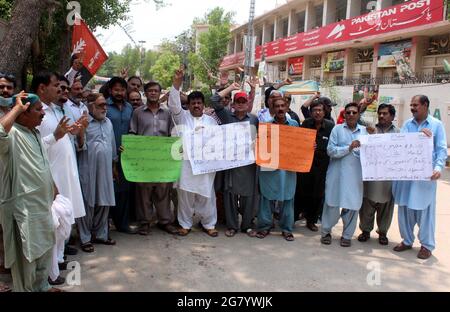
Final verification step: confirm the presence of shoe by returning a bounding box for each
[321,234,332,245]
[177,228,191,236]
[393,242,412,252]
[357,231,370,242]
[118,227,138,235]
[157,223,179,235]
[306,223,319,232]
[378,234,389,246]
[58,261,69,271]
[340,237,352,247]
[138,224,150,236]
[64,246,78,256]
[417,246,432,259]
[48,276,65,286]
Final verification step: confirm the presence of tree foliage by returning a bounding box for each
[188,7,234,88]
[149,51,181,89]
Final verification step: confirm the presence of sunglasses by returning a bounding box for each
[345,111,358,115]
[60,86,71,92]
[0,72,16,80]
[0,84,14,90]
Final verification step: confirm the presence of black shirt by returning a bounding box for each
[301,118,334,169]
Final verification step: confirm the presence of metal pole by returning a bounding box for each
[244,0,256,83]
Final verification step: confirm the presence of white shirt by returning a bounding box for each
[168,87,217,198]
[67,99,88,122]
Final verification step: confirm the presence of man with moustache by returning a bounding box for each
[254,97,299,242]
[67,79,89,122]
[128,91,143,110]
[127,76,143,94]
[212,82,259,237]
[295,100,334,232]
[130,81,177,235]
[0,92,68,292]
[0,72,15,292]
[106,77,134,234]
[321,103,368,247]
[169,69,219,237]
[77,93,118,253]
[358,104,398,246]
[392,95,447,259]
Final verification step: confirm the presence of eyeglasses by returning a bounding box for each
[345,111,358,115]
[0,84,14,90]
[0,72,16,80]
[60,86,71,92]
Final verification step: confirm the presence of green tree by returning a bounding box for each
[188,7,234,88]
[149,51,181,89]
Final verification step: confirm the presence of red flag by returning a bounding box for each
[71,17,108,85]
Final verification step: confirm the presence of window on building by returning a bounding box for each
[360,0,375,15]
[282,18,289,37]
[315,5,323,28]
[392,0,410,6]
[427,35,450,55]
[297,11,305,33]
[354,48,374,63]
[256,28,263,45]
[270,24,275,41]
[336,0,347,22]
[311,55,322,68]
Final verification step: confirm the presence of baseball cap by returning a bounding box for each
[234,92,248,102]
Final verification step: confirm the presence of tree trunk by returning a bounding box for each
[58,24,72,74]
[0,0,57,89]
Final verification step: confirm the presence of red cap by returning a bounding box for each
[234,92,248,102]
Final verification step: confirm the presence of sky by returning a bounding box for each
[95,0,284,53]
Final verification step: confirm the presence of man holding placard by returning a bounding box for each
[169,69,219,238]
[321,103,368,247]
[392,95,447,259]
[358,104,399,246]
[254,98,299,242]
[212,83,259,237]
[129,81,178,236]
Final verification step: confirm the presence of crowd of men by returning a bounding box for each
[0,66,447,292]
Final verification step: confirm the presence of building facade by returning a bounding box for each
[220,0,450,145]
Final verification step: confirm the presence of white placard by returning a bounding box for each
[360,132,433,181]
[183,122,256,176]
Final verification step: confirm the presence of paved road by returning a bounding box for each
[2,169,450,292]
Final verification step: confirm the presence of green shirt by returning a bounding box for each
[0,123,55,268]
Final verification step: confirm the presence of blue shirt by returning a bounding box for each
[106,98,133,151]
[393,115,448,210]
[325,122,368,210]
[259,118,299,201]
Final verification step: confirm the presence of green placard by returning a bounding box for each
[121,135,182,183]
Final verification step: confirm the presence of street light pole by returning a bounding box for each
[138,40,146,77]
[244,0,256,80]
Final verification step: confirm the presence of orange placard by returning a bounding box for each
[256,123,316,173]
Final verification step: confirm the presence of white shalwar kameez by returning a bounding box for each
[168,87,217,230]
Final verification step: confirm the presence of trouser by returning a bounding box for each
[257,196,294,233]
[223,192,255,232]
[359,197,394,235]
[111,191,130,232]
[49,227,68,282]
[10,223,52,292]
[77,205,110,244]
[398,203,435,251]
[177,189,217,230]
[136,183,173,226]
[0,224,5,270]
[294,167,327,223]
[321,204,359,240]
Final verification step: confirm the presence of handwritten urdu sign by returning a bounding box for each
[121,135,182,183]
[256,123,316,173]
[184,122,256,176]
[360,133,433,181]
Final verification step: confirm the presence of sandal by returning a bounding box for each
[0,283,11,293]
[321,234,332,245]
[203,228,219,238]
[225,229,237,237]
[255,230,270,239]
[378,235,389,246]
[93,238,116,246]
[138,224,150,236]
[282,232,295,242]
[177,228,191,236]
[81,242,94,253]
